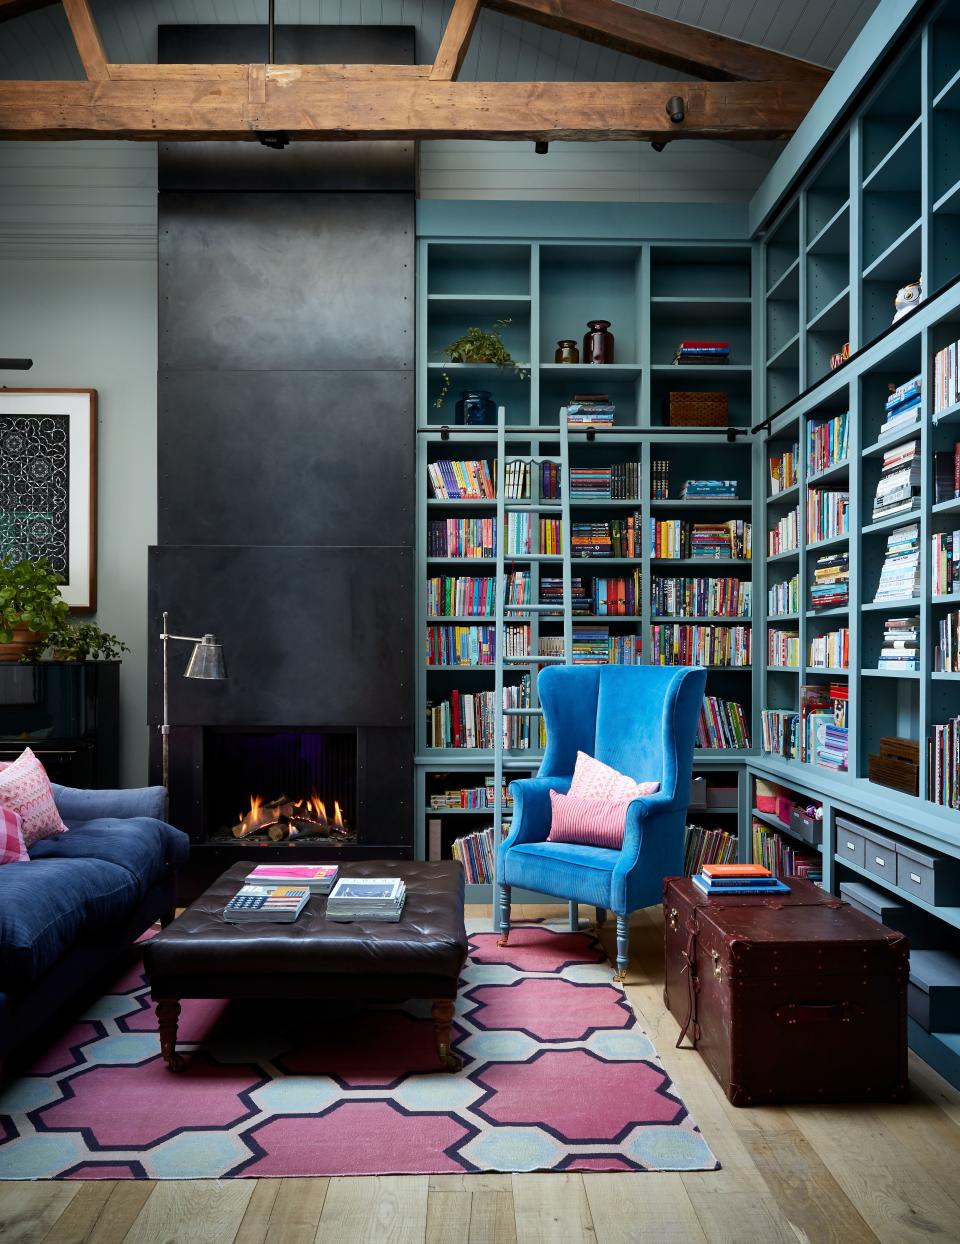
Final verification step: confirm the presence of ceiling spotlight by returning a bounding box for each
[666,96,685,124]
[651,140,669,153]
[535,141,549,155]
[256,131,290,150]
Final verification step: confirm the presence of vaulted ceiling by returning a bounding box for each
[0,0,880,84]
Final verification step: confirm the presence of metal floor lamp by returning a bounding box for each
[160,610,227,789]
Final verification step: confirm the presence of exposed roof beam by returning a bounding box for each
[430,0,482,81]
[484,0,831,85]
[61,0,107,80]
[0,76,822,141]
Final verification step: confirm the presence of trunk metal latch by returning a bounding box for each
[711,949,723,981]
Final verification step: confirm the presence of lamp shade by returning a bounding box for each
[184,634,227,680]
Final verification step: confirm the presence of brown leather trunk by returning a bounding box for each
[663,877,909,1107]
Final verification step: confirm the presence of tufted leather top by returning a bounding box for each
[143,861,467,998]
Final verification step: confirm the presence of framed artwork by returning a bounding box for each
[0,388,97,610]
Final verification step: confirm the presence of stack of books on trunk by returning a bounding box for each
[880,375,921,435]
[873,522,920,602]
[679,479,738,500]
[879,616,920,671]
[326,877,406,923]
[810,552,849,608]
[872,439,921,520]
[692,863,789,897]
[673,341,730,365]
[566,395,615,428]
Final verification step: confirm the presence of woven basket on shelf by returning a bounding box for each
[667,391,729,427]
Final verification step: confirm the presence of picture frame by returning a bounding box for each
[0,388,97,610]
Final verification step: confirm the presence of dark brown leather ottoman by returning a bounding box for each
[143,860,468,1073]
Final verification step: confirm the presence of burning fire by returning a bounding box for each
[233,791,351,841]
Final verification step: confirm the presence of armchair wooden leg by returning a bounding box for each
[497,883,511,946]
[595,907,607,927]
[568,901,579,932]
[613,914,630,983]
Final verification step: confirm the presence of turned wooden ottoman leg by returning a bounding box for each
[156,998,185,1072]
[432,999,462,1072]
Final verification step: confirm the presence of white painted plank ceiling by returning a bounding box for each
[0,0,880,255]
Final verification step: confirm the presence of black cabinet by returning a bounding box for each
[0,662,120,788]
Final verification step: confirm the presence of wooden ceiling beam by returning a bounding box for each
[484,0,831,85]
[431,0,483,81]
[61,0,107,80]
[0,76,822,141]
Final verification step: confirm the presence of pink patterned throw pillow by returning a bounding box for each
[0,747,68,848]
[0,807,29,865]
[547,790,634,850]
[568,751,659,801]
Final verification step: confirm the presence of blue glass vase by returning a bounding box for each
[455,390,497,425]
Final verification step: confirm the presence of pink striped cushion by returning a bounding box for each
[547,790,636,850]
[0,747,68,848]
[569,751,659,801]
[0,807,29,865]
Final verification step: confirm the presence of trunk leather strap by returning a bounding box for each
[676,917,702,1049]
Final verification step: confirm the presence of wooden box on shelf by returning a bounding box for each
[667,391,728,427]
[868,736,920,796]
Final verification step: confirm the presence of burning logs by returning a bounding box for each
[232,793,352,842]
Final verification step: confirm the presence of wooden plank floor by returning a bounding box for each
[3,904,960,1244]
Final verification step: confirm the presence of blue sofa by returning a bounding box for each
[0,784,189,1074]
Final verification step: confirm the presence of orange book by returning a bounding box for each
[702,863,772,879]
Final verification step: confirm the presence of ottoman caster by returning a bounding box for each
[432,999,461,1073]
[156,998,185,1072]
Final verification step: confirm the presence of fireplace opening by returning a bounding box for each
[202,727,357,847]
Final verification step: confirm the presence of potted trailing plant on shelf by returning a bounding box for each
[434,319,529,408]
[46,620,129,662]
[0,558,71,661]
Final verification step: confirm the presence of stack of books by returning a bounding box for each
[566,396,615,428]
[427,679,544,750]
[505,570,531,606]
[768,507,799,555]
[427,624,497,666]
[929,715,960,809]
[881,375,922,435]
[751,828,821,884]
[872,439,921,521]
[427,575,495,617]
[585,571,642,616]
[427,460,496,500]
[696,698,751,749]
[679,480,738,500]
[245,864,339,893]
[932,531,960,595]
[572,517,639,558]
[816,684,849,772]
[692,862,789,897]
[651,575,750,618]
[935,340,960,414]
[934,442,960,503]
[808,412,849,475]
[810,552,849,609]
[769,444,799,494]
[761,708,799,758]
[569,626,642,665]
[541,576,591,614]
[650,623,751,667]
[651,459,671,500]
[768,574,800,617]
[808,627,849,670]
[428,517,496,558]
[327,877,406,923]
[768,627,801,668]
[649,519,751,559]
[224,885,311,923]
[879,615,920,671]
[452,824,505,883]
[807,488,849,542]
[568,463,641,499]
[683,824,738,874]
[673,340,730,365]
[430,780,512,810]
[873,522,920,602]
[934,608,960,673]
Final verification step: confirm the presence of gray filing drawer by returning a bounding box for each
[908,950,960,1033]
[836,816,865,868]
[839,880,940,947]
[896,843,960,907]
[861,826,898,885]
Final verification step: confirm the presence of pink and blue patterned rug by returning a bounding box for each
[0,927,717,1178]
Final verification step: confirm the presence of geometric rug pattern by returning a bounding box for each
[0,927,718,1178]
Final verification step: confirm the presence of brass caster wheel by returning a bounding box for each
[440,1051,464,1072]
[612,969,627,985]
[497,933,510,947]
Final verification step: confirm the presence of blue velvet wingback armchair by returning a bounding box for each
[496,664,707,980]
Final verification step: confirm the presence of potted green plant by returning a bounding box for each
[46,620,129,662]
[435,319,529,408]
[0,558,71,661]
